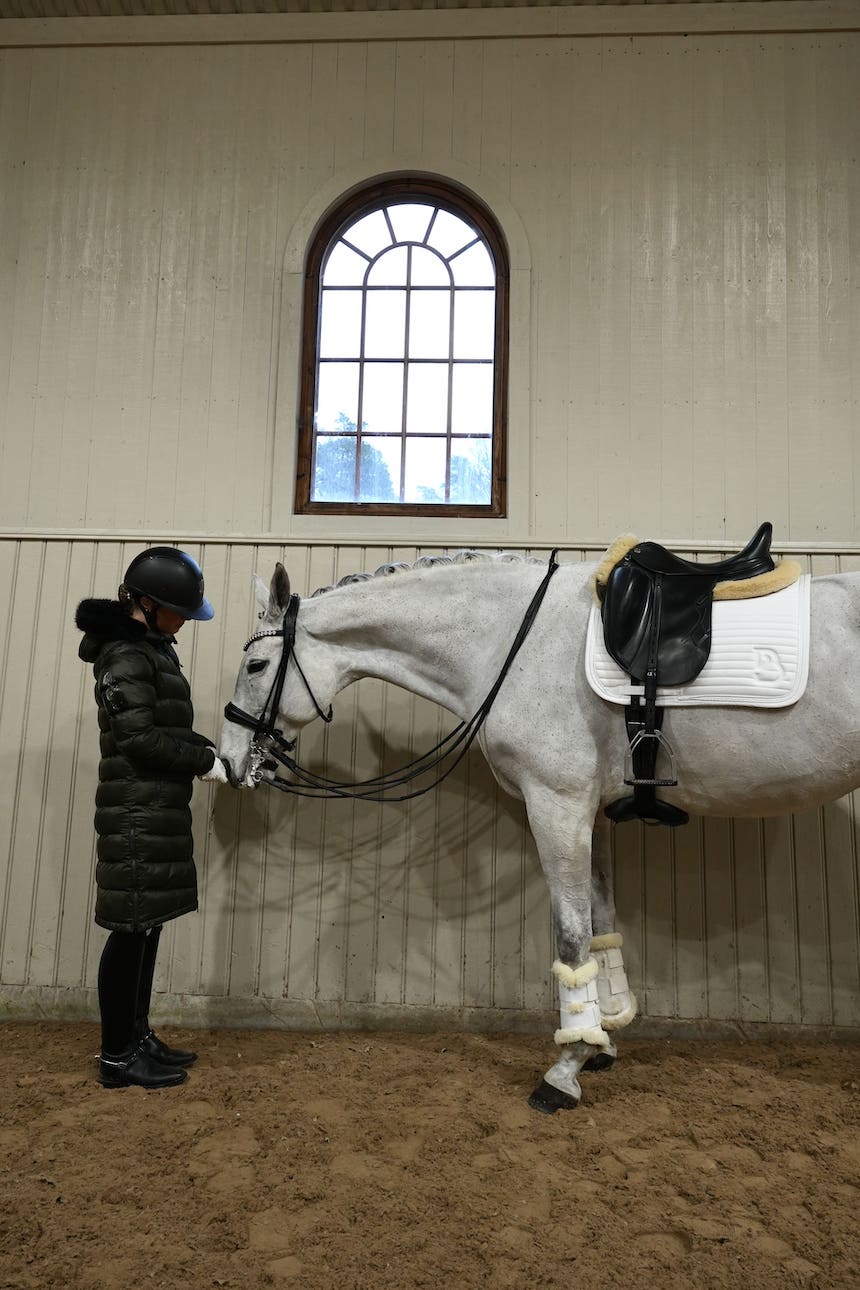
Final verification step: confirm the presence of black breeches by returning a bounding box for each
[97,926,162,1055]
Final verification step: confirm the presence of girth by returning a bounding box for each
[599,522,776,827]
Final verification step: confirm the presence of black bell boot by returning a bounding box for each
[99,1043,188,1090]
[138,1028,198,1068]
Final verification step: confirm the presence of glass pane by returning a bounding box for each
[427,209,476,258]
[312,435,357,503]
[404,436,447,504]
[344,209,393,259]
[362,362,404,435]
[408,290,451,359]
[451,363,493,436]
[450,240,494,287]
[367,246,408,287]
[319,289,362,358]
[453,291,495,359]
[410,246,450,287]
[360,436,401,503]
[323,241,369,286]
[316,361,360,433]
[449,437,492,505]
[387,203,434,245]
[364,290,406,359]
[406,363,449,436]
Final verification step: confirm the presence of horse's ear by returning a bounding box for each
[267,563,291,620]
[252,574,269,615]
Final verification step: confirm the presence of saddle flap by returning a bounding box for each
[602,560,714,686]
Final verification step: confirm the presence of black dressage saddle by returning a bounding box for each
[599,522,775,826]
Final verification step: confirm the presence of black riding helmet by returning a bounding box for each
[122,547,215,622]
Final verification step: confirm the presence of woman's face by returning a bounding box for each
[136,597,187,635]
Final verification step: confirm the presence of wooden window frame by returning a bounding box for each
[295,174,509,518]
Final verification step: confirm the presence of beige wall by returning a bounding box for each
[1,4,859,1032]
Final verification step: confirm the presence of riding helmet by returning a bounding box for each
[122,547,215,622]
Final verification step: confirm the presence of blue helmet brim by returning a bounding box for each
[186,597,215,622]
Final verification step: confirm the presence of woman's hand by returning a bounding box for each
[199,756,229,784]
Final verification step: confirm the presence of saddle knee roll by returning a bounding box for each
[589,933,638,1031]
[552,957,610,1049]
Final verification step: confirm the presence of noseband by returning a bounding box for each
[223,593,333,754]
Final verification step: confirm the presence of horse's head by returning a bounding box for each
[219,563,337,788]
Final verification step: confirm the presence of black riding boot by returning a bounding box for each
[98,929,186,1089]
[135,926,198,1068]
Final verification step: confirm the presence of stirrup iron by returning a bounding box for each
[623,728,678,788]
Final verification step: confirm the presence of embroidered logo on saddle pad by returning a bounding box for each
[586,575,811,708]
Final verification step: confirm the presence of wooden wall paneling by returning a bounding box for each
[784,39,821,543]
[762,813,801,1023]
[1,53,59,530]
[421,38,455,163]
[690,40,729,540]
[392,40,426,161]
[141,48,198,535]
[702,817,740,1021]
[626,37,669,540]
[565,44,603,540]
[450,37,482,176]
[515,39,569,544]
[25,541,91,988]
[363,40,396,160]
[673,810,708,1020]
[333,41,368,172]
[732,817,771,1024]
[594,38,634,539]
[0,541,47,981]
[658,40,695,542]
[0,54,31,494]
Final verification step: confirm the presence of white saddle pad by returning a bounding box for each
[585,575,811,708]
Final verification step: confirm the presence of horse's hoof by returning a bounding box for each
[527,1079,579,1114]
[582,1050,616,1073]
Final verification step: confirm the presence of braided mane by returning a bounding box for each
[311,549,544,597]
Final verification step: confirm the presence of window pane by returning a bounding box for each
[323,241,369,286]
[427,209,476,258]
[450,241,494,287]
[360,436,401,503]
[410,246,450,287]
[451,363,493,436]
[362,362,404,435]
[449,437,492,505]
[344,209,393,259]
[319,289,362,358]
[406,363,449,435]
[312,435,357,503]
[408,291,451,359]
[453,291,495,359]
[387,203,434,244]
[364,290,406,359]
[316,361,360,433]
[367,246,408,287]
[404,437,447,503]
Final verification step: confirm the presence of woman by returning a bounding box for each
[76,546,228,1089]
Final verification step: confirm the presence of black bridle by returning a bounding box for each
[223,552,559,802]
[223,594,333,755]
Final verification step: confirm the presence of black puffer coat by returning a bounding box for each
[76,599,217,933]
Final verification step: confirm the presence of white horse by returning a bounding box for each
[219,552,860,1112]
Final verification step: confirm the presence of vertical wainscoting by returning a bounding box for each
[0,537,858,1035]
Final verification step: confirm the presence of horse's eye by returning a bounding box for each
[247,659,269,675]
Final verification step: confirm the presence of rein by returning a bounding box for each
[224,551,559,802]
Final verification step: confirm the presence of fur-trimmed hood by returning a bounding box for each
[75,598,171,663]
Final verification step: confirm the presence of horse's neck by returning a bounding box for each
[300,564,552,716]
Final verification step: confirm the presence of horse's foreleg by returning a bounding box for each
[524,790,609,1114]
[583,816,638,1072]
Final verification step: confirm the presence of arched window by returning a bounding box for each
[295,176,508,516]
